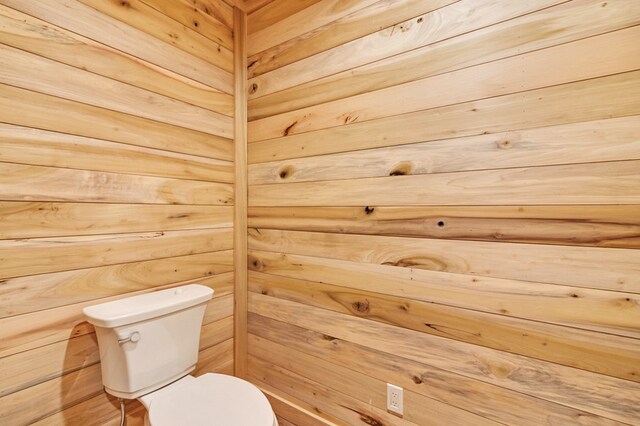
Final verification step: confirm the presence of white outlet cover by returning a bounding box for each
[387,383,404,416]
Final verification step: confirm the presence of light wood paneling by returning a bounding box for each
[250,314,624,426]
[0,0,237,423]
[0,202,233,240]
[247,1,640,424]
[233,6,250,378]
[0,0,234,92]
[249,27,640,141]
[248,0,640,117]
[248,229,640,292]
[249,70,640,163]
[0,5,233,115]
[248,204,640,248]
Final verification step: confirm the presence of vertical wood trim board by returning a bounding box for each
[246,0,640,424]
[234,6,249,379]
[0,1,236,424]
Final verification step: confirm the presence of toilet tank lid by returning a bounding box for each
[83,284,213,328]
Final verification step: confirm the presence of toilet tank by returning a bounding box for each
[83,284,214,399]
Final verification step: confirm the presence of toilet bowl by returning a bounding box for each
[83,284,277,425]
[139,374,277,426]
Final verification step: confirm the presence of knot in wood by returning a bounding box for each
[352,299,370,313]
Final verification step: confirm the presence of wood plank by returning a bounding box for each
[0,45,233,138]
[0,125,233,183]
[249,28,640,141]
[32,392,143,426]
[248,252,640,338]
[76,0,233,72]
[249,0,558,94]
[1,251,233,318]
[244,0,278,14]
[0,228,233,280]
[250,160,640,206]
[249,356,416,426]
[247,0,322,35]
[16,336,228,426]
[234,7,249,379]
[249,116,640,184]
[249,293,640,424]
[186,0,234,29]
[0,202,232,240]
[0,162,233,205]
[0,274,233,358]
[247,0,458,78]
[247,0,380,56]
[0,5,233,115]
[250,336,500,425]
[199,316,234,350]
[249,315,624,426]
[0,0,234,93]
[140,0,234,49]
[258,384,341,426]
[203,292,236,325]
[246,205,640,248]
[0,84,233,161]
[0,362,103,425]
[193,338,234,375]
[248,271,640,381]
[247,229,640,293]
[249,70,640,162]
[0,333,99,398]
[248,0,640,118]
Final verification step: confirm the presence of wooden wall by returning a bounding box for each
[246,1,640,425]
[0,0,237,424]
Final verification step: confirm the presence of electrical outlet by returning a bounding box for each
[387,383,403,416]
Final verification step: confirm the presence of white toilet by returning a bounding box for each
[83,284,277,426]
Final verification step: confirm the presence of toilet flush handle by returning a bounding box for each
[117,331,141,344]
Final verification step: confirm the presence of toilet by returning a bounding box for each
[83,284,277,426]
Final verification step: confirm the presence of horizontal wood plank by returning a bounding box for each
[249,28,640,141]
[248,271,640,380]
[0,5,233,115]
[247,0,379,56]
[248,252,640,338]
[76,0,233,72]
[249,116,640,184]
[0,84,233,161]
[247,204,640,248]
[0,45,233,137]
[248,0,640,118]
[247,229,640,292]
[140,0,234,49]
[1,251,233,318]
[249,293,640,424]
[0,202,232,240]
[0,228,233,280]
[249,314,624,426]
[258,384,340,426]
[250,160,640,206]
[0,162,234,205]
[249,355,417,426]
[0,125,233,183]
[0,274,233,358]
[0,362,103,425]
[247,0,562,98]
[247,0,322,35]
[187,0,234,29]
[249,70,640,162]
[1,0,234,93]
[247,0,458,78]
[250,336,498,425]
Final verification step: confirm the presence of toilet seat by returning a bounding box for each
[145,373,276,426]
